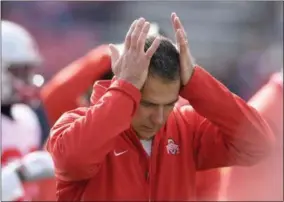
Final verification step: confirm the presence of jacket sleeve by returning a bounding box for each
[179,66,275,170]
[40,45,111,127]
[46,79,141,181]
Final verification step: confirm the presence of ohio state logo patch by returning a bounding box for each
[166,138,180,155]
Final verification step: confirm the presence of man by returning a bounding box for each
[224,69,283,201]
[38,23,163,200]
[1,20,51,201]
[1,20,50,147]
[42,22,222,200]
[46,13,274,201]
[1,19,42,169]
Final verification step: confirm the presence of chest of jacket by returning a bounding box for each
[81,115,198,201]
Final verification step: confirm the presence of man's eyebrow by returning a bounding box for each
[166,98,179,105]
[141,98,179,106]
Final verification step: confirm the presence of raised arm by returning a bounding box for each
[179,66,274,169]
[171,12,274,170]
[46,18,161,181]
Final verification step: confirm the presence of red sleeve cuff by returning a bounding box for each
[180,65,206,99]
[108,79,141,108]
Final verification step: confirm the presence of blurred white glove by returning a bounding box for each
[18,151,55,182]
[2,161,25,201]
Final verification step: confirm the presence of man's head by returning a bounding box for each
[1,20,43,105]
[131,37,181,140]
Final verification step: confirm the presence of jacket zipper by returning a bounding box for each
[125,128,162,201]
[148,131,162,202]
[148,161,152,202]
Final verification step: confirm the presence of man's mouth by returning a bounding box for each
[142,126,155,132]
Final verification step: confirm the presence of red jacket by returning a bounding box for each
[41,45,221,200]
[47,66,273,201]
[38,45,111,201]
[175,97,222,200]
[225,72,283,201]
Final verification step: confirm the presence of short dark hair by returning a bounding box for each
[144,36,180,81]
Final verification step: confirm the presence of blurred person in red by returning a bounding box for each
[45,14,274,201]
[1,20,49,200]
[40,22,222,201]
[223,67,283,201]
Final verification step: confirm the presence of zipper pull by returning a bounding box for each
[145,171,149,181]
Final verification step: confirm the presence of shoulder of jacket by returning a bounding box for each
[167,105,198,128]
[173,104,196,117]
[55,107,89,124]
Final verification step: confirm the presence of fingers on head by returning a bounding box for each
[171,13,186,36]
[109,44,119,58]
[176,29,189,54]
[145,36,161,59]
[176,29,188,47]
[171,12,177,25]
[130,18,146,50]
[125,20,138,50]
[137,21,151,51]
[108,44,120,68]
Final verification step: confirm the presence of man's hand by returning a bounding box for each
[171,12,195,86]
[109,18,161,89]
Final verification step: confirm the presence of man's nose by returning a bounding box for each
[151,106,164,125]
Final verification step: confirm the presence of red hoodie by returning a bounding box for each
[224,72,283,201]
[175,98,222,200]
[41,46,222,200]
[46,66,273,201]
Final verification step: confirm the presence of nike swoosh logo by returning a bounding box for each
[113,150,128,156]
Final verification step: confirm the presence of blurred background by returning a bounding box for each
[2,1,283,100]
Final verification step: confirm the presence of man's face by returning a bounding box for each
[7,64,41,105]
[131,76,180,140]
[8,64,35,85]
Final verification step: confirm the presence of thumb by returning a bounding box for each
[109,44,120,66]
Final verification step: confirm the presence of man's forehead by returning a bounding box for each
[143,76,180,92]
[141,78,180,104]
[141,96,179,105]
